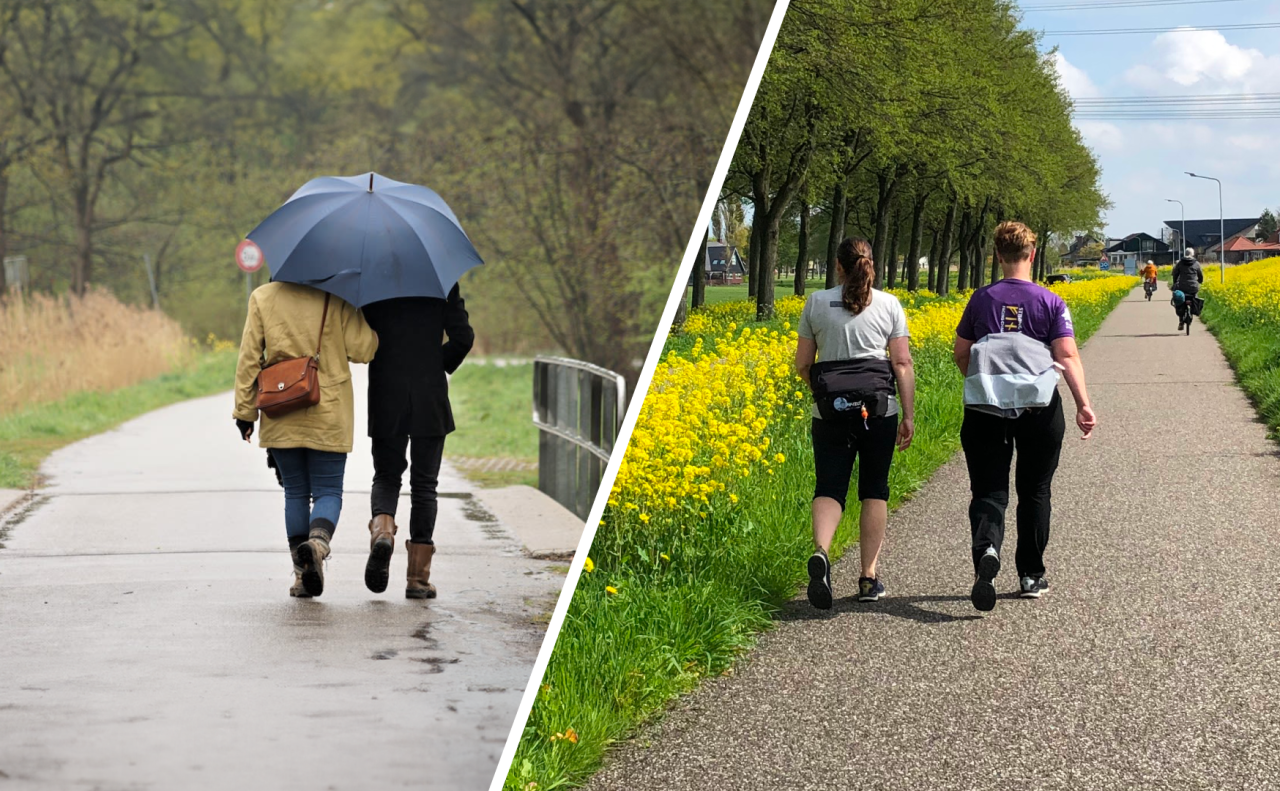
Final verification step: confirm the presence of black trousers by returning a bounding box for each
[371,436,446,543]
[960,391,1064,577]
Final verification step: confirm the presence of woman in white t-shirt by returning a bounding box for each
[794,236,916,608]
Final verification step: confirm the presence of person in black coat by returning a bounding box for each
[361,284,474,599]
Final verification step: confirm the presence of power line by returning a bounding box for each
[1076,112,1280,118]
[1074,93,1280,105]
[1023,0,1246,11]
[1044,21,1280,34]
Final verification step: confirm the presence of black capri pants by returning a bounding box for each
[811,414,898,509]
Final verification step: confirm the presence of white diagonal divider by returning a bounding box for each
[487,2,795,788]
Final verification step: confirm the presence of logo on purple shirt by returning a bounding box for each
[958,280,1074,345]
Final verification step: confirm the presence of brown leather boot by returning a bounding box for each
[296,519,333,597]
[365,514,397,594]
[405,541,437,599]
[289,565,312,598]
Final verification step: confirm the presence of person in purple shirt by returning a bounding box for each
[953,222,1097,611]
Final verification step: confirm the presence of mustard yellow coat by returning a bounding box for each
[232,282,379,453]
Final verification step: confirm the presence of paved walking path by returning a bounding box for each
[588,284,1280,791]
[0,367,562,790]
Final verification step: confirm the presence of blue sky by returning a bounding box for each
[1027,0,1280,239]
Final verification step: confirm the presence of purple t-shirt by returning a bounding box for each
[956,279,1074,344]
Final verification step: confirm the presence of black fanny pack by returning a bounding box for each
[810,357,896,422]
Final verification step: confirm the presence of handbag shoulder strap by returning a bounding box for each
[314,293,331,359]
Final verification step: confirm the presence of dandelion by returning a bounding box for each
[583,557,594,573]
[605,586,618,595]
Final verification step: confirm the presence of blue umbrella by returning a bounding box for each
[245,172,483,307]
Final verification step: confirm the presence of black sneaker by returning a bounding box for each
[857,576,885,602]
[971,547,1000,612]
[1019,576,1049,599]
[807,550,833,610]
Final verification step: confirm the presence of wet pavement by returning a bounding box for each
[587,283,1280,791]
[0,368,562,790]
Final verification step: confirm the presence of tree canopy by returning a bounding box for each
[0,0,771,380]
[719,0,1108,318]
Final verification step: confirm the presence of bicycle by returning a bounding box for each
[1144,280,1157,301]
[1173,291,1203,335]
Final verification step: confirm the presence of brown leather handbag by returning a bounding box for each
[255,293,330,419]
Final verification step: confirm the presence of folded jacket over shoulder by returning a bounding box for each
[963,332,1059,418]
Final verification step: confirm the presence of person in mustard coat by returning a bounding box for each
[233,282,378,598]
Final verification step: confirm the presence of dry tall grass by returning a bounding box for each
[0,289,193,417]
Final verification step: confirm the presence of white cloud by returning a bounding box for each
[1226,134,1272,152]
[1124,29,1280,91]
[1053,52,1100,99]
[1076,120,1124,152]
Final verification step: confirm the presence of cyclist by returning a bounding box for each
[1142,260,1158,300]
[1171,248,1204,331]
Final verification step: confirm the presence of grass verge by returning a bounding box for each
[0,350,238,489]
[506,280,1135,790]
[446,361,539,488]
[1200,257,1280,439]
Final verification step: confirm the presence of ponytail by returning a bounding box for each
[836,237,874,315]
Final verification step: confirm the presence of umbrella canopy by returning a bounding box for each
[245,172,483,307]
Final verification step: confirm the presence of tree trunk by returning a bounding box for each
[907,191,927,292]
[927,229,940,292]
[957,207,972,291]
[794,197,809,296]
[757,214,782,320]
[988,211,1004,284]
[825,179,845,289]
[692,223,707,308]
[886,204,902,289]
[871,169,903,288]
[747,218,762,299]
[938,197,958,296]
[977,198,990,280]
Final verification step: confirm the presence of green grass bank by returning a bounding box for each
[506,280,1135,790]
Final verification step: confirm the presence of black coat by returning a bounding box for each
[1172,256,1204,294]
[362,286,474,438]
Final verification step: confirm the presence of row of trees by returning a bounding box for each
[0,0,771,381]
[699,0,1107,319]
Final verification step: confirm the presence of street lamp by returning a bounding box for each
[1165,198,1185,261]
[1186,172,1225,283]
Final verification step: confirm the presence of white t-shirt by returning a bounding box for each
[798,287,910,418]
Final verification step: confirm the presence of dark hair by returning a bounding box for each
[836,237,874,315]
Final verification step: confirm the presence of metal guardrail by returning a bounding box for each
[533,356,626,520]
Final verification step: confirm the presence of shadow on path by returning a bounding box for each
[776,594,983,625]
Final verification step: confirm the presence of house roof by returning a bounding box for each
[1222,235,1280,252]
[1164,218,1259,246]
[1103,232,1171,254]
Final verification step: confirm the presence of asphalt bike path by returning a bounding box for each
[0,367,560,790]
[587,283,1280,791]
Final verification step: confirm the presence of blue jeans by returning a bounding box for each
[269,448,347,540]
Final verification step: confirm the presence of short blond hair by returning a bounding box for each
[993,221,1037,264]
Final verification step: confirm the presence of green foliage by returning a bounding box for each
[0,0,772,381]
[726,0,1108,310]
[1256,209,1278,242]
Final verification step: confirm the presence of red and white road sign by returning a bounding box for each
[236,239,265,273]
